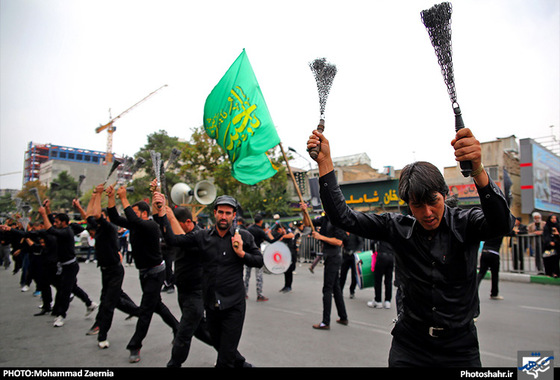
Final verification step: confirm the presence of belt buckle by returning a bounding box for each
[428,326,444,338]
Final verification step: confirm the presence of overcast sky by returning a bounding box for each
[1,0,558,190]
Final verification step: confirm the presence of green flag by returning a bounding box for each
[203,49,280,185]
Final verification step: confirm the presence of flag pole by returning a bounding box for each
[278,142,315,232]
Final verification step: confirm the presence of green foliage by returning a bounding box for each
[5,128,296,223]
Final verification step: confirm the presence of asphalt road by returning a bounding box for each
[0,259,559,371]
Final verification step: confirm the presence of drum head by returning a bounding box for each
[262,241,292,274]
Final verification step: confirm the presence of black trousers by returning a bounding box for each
[52,261,79,318]
[322,254,347,325]
[339,253,357,295]
[168,287,210,367]
[389,319,481,367]
[283,251,297,288]
[92,290,140,330]
[96,264,125,341]
[37,263,58,311]
[205,301,246,368]
[127,269,179,350]
[374,252,394,302]
[477,251,500,297]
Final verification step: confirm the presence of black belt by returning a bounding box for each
[139,261,166,277]
[100,262,123,270]
[403,318,473,338]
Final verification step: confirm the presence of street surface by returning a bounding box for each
[0,259,559,370]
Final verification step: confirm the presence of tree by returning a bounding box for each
[127,129,187,204]
[179,125,290,221]
[114,126,294,222]
[0,193,17,217]
[46,171,80,213]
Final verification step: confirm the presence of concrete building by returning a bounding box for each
[24,142,128,195]
[444,135,520,216]
[288,135,560,223]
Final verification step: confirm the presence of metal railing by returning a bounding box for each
[297,234,546,275]
[498,234,544,274]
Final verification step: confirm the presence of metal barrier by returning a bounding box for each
[298,236,322,263]
[297,236,377,263]
[499,234,544,274]
[297,234,545,275]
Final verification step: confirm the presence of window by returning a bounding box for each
[487,166,499,181]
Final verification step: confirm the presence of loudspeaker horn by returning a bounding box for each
[170,183,193,205]
[194,180,216,205]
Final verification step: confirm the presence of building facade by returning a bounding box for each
[23,141,128,196]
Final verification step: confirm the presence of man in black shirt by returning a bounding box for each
[158,205,211,367]
[37,202,96,327]
[155,193,263,368]
[340,232,363,299]
[306,127,514,366]
[310,214,348,330]
[107,185,179,363]
[75,185,140,349]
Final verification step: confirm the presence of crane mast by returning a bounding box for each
[95,84,167,163]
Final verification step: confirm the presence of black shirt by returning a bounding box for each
[319,170,515,329]
[154,215,203,291]
[158,215,263,310]
[108,206,163,270]
[247,224,280,247]
[86,216,121,268]
[46,226,75,263]
[312,216,347,257]
[343,232,364,254]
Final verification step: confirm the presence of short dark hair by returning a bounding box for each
[55,213,70,224]
[132,201,150,214]
[173,206,193,223]
[398,161,448,204]
[254,214,263,223]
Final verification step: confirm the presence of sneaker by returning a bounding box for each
[129,349,141,363]
[367,301,383,309]
[33,291,41,297]
[308,267,314,274]
[350,293,355,299]
[21,285,29,292]
[86,326,100,335]
[98,340,110,349]
[85,302,98,317]
[384,301,391,309]
[256,295,269,302]
[53,316,65,327]
[490,295,504,300]
[279,287,292,293]
[336,318,349,326]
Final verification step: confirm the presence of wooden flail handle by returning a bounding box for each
[308,119,325,160]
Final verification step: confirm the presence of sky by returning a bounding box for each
[1,0,559,190]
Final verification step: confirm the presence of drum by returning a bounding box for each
[262,241,292,274]
[354,251,375,289]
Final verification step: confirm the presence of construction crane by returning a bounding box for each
[95,84,168,163]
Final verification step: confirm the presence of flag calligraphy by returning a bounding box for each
[203,49,280,185]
